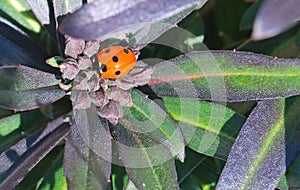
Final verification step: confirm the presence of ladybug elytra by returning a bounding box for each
[97,46,137,79]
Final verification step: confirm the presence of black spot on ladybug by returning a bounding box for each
[112,56,118,62]
[105,49,110,53]
[124,49,129,54]
[100,64,107,72]
[115,70,121,75]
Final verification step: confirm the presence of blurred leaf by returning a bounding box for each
[0,17,49,62]
[16,146,66,190]
[278,152,300,190]
[0,114,21,136]
[64,105,112,190]
[191,157,224,189]
[0,65,65,111]
[0,0,58,55]
[59,0,206,40]
[0,117,70,189]
[242,25,300,58]
[0,0,41,33]
[214,0,249,45]
[35,149,67,190]
[252,0,300,40]
[163,98,245,160]
[0,34,57,73]
[111,164,128,190]
[149,50,300,102]
[239,0,263,31]
[120,89,185,161]
[175,148,206,184]
[217,99,300,189]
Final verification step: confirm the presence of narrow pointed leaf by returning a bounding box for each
[278,152,300,190]
[112,124,180,190]
[163,97,246,160]
[0,17,49,63]
[0,65,65,111]
[120,89,185,161]
[0,34,56,72]
[217,98,300,189]
[64,105,112,190]
[59,0,205,40]
[239,0,263,31]
[149,50,300,102]
[0,117,70,189]
[252,0,300,40]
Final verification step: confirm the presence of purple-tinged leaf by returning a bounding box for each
[149,50,300,102]
[0,34,56,73]
[0,17,49,63]
[65,105,112,190]
[217,98,300,189]
[0,65,65,111]
[131,1,207,48]
[0,117,70,189]
[111,123,180,190]
[59,0,205,40]
[252,0,300,40]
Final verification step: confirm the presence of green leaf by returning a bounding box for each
[149,50,300,102]
[0,114,21,136]
[175,148,206,183]
[217,98,300,189]
[64,105,112,190]
[0,0,41,33]
[125,158,179,190]
[278,152,300,190]
[163,97,245,160]
[0,65,65,111]
[239,0,263,31]
[36,151,67,190]
[111,122,180,189]
[120,89,185,161]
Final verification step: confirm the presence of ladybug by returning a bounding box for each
[97,46,137,79]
